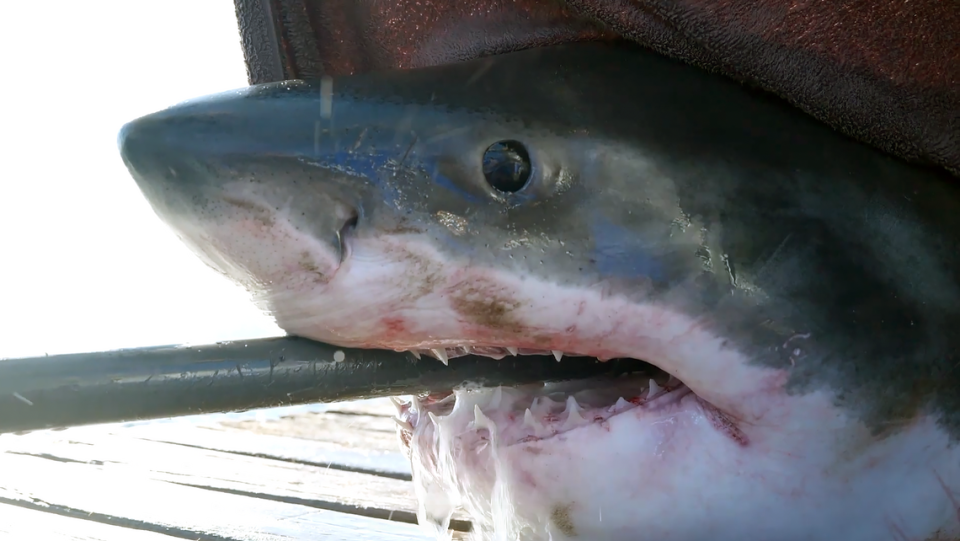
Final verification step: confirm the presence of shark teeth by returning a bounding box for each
[523,408,551,438]
[523,408,541,431]
[562,396,584,429]
[648,378,662,398]
[393,363,692,450]
[395,376,691,450]
[406,346,586,364]
[430,348,449,365]
[615,397,632,413]
[473,404,496,432]
[531,396,557,415]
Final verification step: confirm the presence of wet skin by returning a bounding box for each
[119,43,960,541]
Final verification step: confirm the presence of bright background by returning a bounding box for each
[0,1,283,360]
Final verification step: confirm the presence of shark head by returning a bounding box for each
[119,43,960,541]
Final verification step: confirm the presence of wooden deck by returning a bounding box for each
[0,398,469,540]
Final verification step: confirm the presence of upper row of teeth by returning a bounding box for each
[409,347,569,365]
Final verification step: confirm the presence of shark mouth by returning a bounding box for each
[390,342,746,450]
[383,343,751,538]
[392,353,692,447]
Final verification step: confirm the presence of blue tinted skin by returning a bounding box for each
[590,215,666,283]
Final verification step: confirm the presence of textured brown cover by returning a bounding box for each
[233,0,959,176]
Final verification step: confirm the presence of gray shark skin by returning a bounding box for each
[119,43,960,541]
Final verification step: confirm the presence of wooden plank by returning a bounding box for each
[0,450,439,541]
[0,429,470,530]
[209,397,401,451]
[92,399,409,478]
[0,399,474,539]
[322,397,403,417]
[0,501,176,541]
[216,408,400,452]
[103,417,413,479]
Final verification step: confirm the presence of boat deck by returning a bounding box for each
[0,398,468,540]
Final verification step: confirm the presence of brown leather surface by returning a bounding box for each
[234,0,959,176]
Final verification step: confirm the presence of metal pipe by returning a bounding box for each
[0,337,642,434]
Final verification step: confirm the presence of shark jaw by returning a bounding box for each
[222,231,957,541]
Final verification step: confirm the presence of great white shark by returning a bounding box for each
[118,42,960,541]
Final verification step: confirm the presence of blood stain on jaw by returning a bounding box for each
[381,316,408,336]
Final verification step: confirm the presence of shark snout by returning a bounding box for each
[117,104,252,212]
[118,85,367,286]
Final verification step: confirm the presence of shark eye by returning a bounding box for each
[482,140,532,194]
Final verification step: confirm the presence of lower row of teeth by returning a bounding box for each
[408,346,574,365]
[390,377,681,438]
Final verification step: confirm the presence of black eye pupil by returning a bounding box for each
[482,140,532,193]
